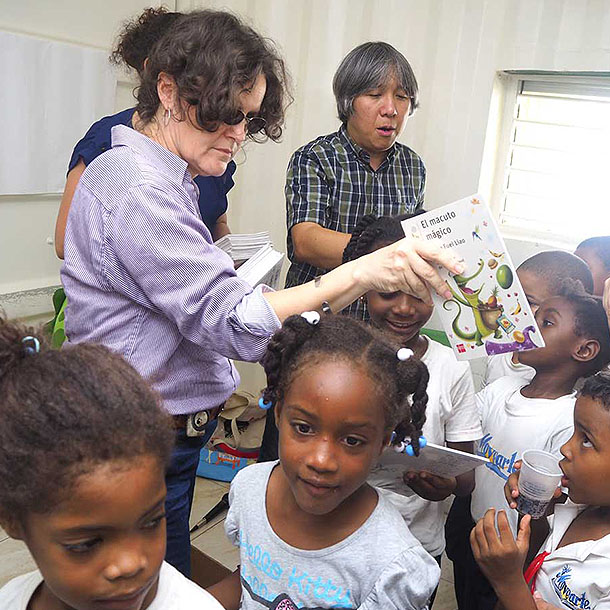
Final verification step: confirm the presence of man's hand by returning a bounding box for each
[403,471,457,501]
[470,508,531,586]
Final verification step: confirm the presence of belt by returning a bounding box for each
[172,404,224,432]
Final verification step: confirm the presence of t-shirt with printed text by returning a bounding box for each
[225,461,440,610]
[534,501,610,609]
[472,376,575,533]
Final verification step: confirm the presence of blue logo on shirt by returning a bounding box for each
[551,565,590,609]
[477,434,518,480]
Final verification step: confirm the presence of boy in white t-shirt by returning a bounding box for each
[472,371,610,610]
[451,281,610,610]
[483,250,593,388]
[342,215,483,572]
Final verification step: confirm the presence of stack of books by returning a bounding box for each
[214,231,272,262]
[214,232,284,290]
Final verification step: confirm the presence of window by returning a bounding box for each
[488,72,610,244]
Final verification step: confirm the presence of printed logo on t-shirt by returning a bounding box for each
[477,433,518,480]
[237,530,354,609]
[551,565,590,609]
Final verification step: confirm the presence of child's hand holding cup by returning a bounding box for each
[504,450,562,519]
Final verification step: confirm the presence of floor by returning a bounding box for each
[0,476,458,610]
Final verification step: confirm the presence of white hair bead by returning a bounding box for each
[397,347,414,361]
[301,311,321,325]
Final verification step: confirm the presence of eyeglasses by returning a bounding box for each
[224,110,266,135]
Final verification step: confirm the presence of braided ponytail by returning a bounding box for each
[260,314,319,405]
[342,210,427,264]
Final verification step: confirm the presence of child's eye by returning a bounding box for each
[142,513,166,530]
[63,538,101,554]
[396,94,409,101]
[542,318,553,327]
[293,422,313,435]
[581,435,593,448]
[344,436,365,448]
[367,93,381,98]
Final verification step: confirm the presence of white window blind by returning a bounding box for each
[499,75,610,239]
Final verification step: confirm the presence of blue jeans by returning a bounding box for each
[164,419,216,577]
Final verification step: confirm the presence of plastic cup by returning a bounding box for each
[516,449,562,519]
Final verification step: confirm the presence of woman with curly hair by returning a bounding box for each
[61,8,464,577]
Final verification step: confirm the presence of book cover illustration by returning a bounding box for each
[401,194,545,360]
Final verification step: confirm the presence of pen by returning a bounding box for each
[190,492,230,533]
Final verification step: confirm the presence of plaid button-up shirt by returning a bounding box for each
[284,124,426,317]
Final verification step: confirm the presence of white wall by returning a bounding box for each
[179,0,610,250]
[0,1,174,322]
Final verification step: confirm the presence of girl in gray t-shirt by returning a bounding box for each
[209,312,441,609]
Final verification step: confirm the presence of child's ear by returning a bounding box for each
[573,338,600,363]
[379,432,393,456]
[0,516,24,540]
[274,401,283,427]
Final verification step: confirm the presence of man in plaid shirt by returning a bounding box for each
[285,41,426,319]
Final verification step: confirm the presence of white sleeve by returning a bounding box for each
[545,425,574,458]
[474,384,491,423]
[445,364,483,442]
[359,548,440,610]
[481,355,497,388]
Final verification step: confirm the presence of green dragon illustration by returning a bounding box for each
[443,258,504,346]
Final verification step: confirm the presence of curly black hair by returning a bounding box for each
[0,315,174,524]
[136,9,291,142]
[109,7,183,76]
[580,370,610,410]
[260,313,429,455]
[518,250,594,294]
[342,210,426,264]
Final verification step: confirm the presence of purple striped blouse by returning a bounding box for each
[61,125,280,415]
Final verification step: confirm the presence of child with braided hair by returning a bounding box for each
[0,315,225,610]
[209,312,440,610]
[342,213,482,574]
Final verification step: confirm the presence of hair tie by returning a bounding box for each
[301,311,320,325]
[405,436,428,456]
[397,347,414,361]
[258,397,273,410]
[22,336,40,355]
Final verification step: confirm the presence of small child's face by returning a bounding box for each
[519,297,583,370]
[575,247,607,296]
[276,359,388,517]
[366,290,433,345]
[560,395,610,505]
[517,269,554,315]
[19,455,166,610]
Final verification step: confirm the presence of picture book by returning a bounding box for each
[401,194,545,360]
[377,442,489,479]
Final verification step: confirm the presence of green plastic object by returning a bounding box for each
[44,288,67,348]
[420,327,450,347]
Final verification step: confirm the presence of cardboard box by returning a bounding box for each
[190,545,232,589]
